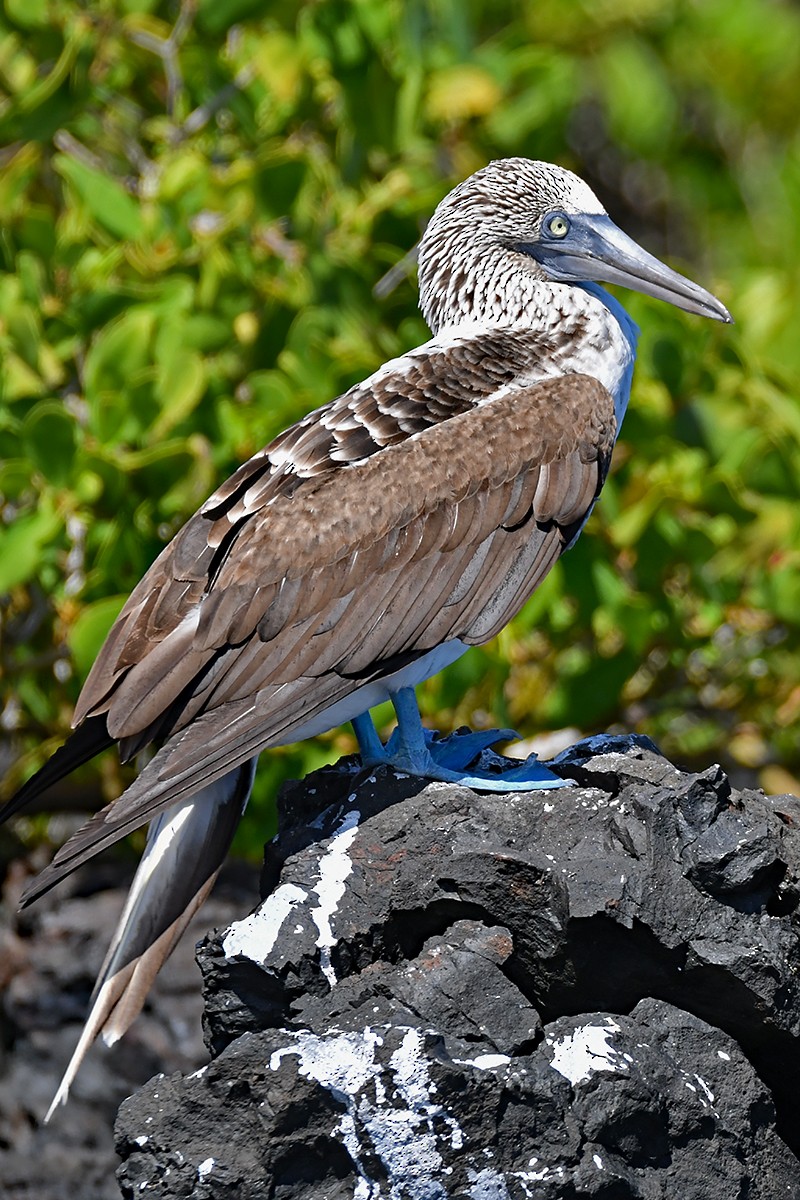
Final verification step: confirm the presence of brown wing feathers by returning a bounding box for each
[12,344,614,908]
[18,370,614,906]
[72,329,597,733]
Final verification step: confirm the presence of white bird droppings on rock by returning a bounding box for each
[222,882,308,962]
[309,808,361,986]
[453,1054,511,1071]
[547,1019,626,1085]
[467,1166,512,1198]
[268,1025,463,1199]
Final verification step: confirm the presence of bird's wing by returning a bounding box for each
[22,368,614,905]
[1,328,538,823]
[72,327,550,737]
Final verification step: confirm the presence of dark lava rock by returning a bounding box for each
[115,735,800,1198]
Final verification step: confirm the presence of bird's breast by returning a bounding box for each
[572,284,639,431]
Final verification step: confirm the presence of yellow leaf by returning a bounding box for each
[760,765,800,798]
[426,65,502,122]
[2,349,44,400]
[234,312,259,345]
[253,32,304,106]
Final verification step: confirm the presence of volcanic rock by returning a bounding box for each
[115,735,800,1198]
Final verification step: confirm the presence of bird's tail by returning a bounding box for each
[0,716,114,822]
[45,759,256,1122]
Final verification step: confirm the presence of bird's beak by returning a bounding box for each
[519,213,733,323]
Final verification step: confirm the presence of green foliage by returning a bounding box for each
[1,0,799,849]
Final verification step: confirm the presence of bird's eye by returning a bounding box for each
[545,214,570,238]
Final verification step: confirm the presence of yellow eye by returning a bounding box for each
[546,214,570,238]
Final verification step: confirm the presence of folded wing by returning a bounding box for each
[21,369,615,905]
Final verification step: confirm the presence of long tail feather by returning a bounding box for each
[44,758,256,1121]
[0,716,114,822]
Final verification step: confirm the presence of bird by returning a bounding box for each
[1,158,731,1118]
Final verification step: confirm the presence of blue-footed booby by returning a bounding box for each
[2,158,731,1117]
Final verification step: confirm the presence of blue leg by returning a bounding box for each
[352,711,387,765]
[354,707,505,770]
[352,688,568,792]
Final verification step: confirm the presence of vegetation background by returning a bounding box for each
[1,0,798,857]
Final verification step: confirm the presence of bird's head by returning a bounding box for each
[418,157,732,331]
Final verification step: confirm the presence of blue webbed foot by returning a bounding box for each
[386,725,518,771]
[352,689,568,793]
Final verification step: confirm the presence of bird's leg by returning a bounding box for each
[351,711,388,765]
[383,688,513,769]
[353,688,568,791]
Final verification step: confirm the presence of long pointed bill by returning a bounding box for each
[521,213,733,323]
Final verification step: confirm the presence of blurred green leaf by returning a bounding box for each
[83,309,156,443]
[151,348,207,440]
[54,155,145,241]
[0,503,60,591]
[5,0,48,29]
[22,403,77,486]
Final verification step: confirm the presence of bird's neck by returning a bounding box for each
[420,244,639,430]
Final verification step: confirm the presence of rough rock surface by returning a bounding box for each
[115,735,800,1198]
